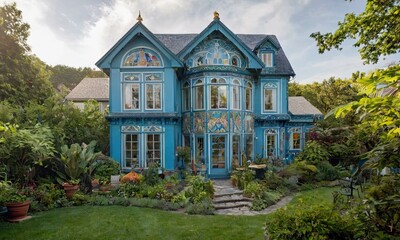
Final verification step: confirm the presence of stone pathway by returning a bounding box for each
[212,180,293,216]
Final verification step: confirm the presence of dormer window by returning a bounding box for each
[260,51,273,67]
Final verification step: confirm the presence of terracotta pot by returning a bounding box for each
[99,184,111,192]
[5,200,31,222]
[63,183,79,199]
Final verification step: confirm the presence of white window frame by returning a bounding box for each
[231,79,241,110]
[260,51,273,67]
[209,78,227,110]
[245,82,253,111]
[263,83,277,112]
[290,128,302,150]
[193,79,204,110]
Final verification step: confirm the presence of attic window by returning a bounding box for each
[122,48,163,67]
[260,52,273,67]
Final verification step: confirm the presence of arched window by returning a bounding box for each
[182,82,190,111]
[263,82,278,112]
[122,48,163,67]
[231,79,241,110]
[193,80,204,110]
[210,78,227,109]
[245,82,252,111]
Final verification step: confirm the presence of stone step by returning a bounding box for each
[213,195,252,204]
[214,191,244,198]
[213,201,252,210]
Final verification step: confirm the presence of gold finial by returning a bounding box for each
[213,11,220,20]
[137,11,143,22]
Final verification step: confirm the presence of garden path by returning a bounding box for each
[212,180,293,216]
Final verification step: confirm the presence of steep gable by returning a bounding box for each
[177,16,264,69]
[96,21,183,74]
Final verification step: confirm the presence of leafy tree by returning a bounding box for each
[0,3,54,104]
[289,77,360,114]
[48,65,107,89]
[310,0,400,64]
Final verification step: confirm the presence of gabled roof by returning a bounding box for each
[288,96,323,116]
[176,19,265,69]
[155,34,294,75]
[66,78,109,102]
[95,22,183,71]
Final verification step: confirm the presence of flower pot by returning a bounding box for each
[99,184,111,192]
[5,200,31,222]
[63,183,79,199]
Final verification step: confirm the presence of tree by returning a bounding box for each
[0,3,54,104]
[48,65,107,89]
[310,0,400,64]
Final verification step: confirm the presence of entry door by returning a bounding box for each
[210,135,227,176]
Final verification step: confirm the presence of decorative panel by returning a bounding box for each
[230,112,242,133]
[194,112,206,133]
[122,126,140,132]
[182,114,191,134]
[122,73,140,81]
[207,111,228,133]
[123,48,163,67]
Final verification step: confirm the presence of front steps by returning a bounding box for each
[212,180,253,213]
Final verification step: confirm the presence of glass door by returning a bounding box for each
[210,135,227,176]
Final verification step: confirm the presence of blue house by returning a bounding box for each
[96,12,322,178]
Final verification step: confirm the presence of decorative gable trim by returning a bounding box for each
[96,22,183,72]
[177,19,264,69]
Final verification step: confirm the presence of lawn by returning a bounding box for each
[0,187,339,240]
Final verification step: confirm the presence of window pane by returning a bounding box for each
[124,84,140,109]
[232,85,240,109]
[194,85,204,109]
[264,88,276,111]
[292,133,301,149]
[125,134,139,168]
[146,134,162,168]
[245,84,252,110]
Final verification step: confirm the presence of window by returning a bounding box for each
[231,79,241,110]
[265,129,277,157]
[260,52,273,67]
[245,82,252,111]
[125,134,139,168]
[122,126,163,169]
[263,83,277,112]
[193,80,204,110]
[122,48,163,67]
[290,128,301,150]
[182,82,190,111]
[122,72,163,111]
[210,78,227,109]
[245,134,253,160]
[146,134,161,168]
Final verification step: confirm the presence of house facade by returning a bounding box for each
[96,13,322,178]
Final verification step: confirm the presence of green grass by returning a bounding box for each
[0,206,267,240]
[0,187,340,240]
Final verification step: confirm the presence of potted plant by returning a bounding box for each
[0,181,31,222]
[98,176,111,192]
[55,141,100,198]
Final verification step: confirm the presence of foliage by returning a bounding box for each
[176,146,191,164]
[289,77,360,114]
[55,141,100,185]
[93,158,120,184]
[30,183,65,211]
[310,0,400,64]
[365,175,400,235]
[142,163,161,186]
[0,3,54,105]
[331,65,400,170]
[250,197,266,211]
[47,65,106,89]
[316,161,340,181]
[120,171,141,184]
[184,175,214,204]
[231,168,254,190]
[296,141,330,165]
[243,181,263,198]
[261,191,282,207]
[284,161,318,183]
[0,124,55,186]
[185,198,214,215]
[0,181,28,204]
[265,204,360,239]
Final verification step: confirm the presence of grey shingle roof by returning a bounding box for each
[66,78,109,101]
[288,96,323,115]
[154,34,294,75]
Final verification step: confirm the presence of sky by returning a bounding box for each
[4,0,399,84]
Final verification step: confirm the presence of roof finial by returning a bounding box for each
[137,11,143,22]
[213,11,220,20]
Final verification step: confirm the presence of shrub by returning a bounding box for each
[185,176,214,203]
[93,158,120,180]
[316,161,340,181]
[261,191,282,207]
[297,141,330,165]
[265,205,359,239]
[31,183,65,211]
[243,181,263,198]
[185,198,214,215]
[250,197,265,211]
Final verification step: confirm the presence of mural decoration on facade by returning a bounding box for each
[182,114,191,134]
[186,37,246,68]
[230,112,242,133]
[207,111,228,133]
[123,48,162,67]
[194,112,206,133]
